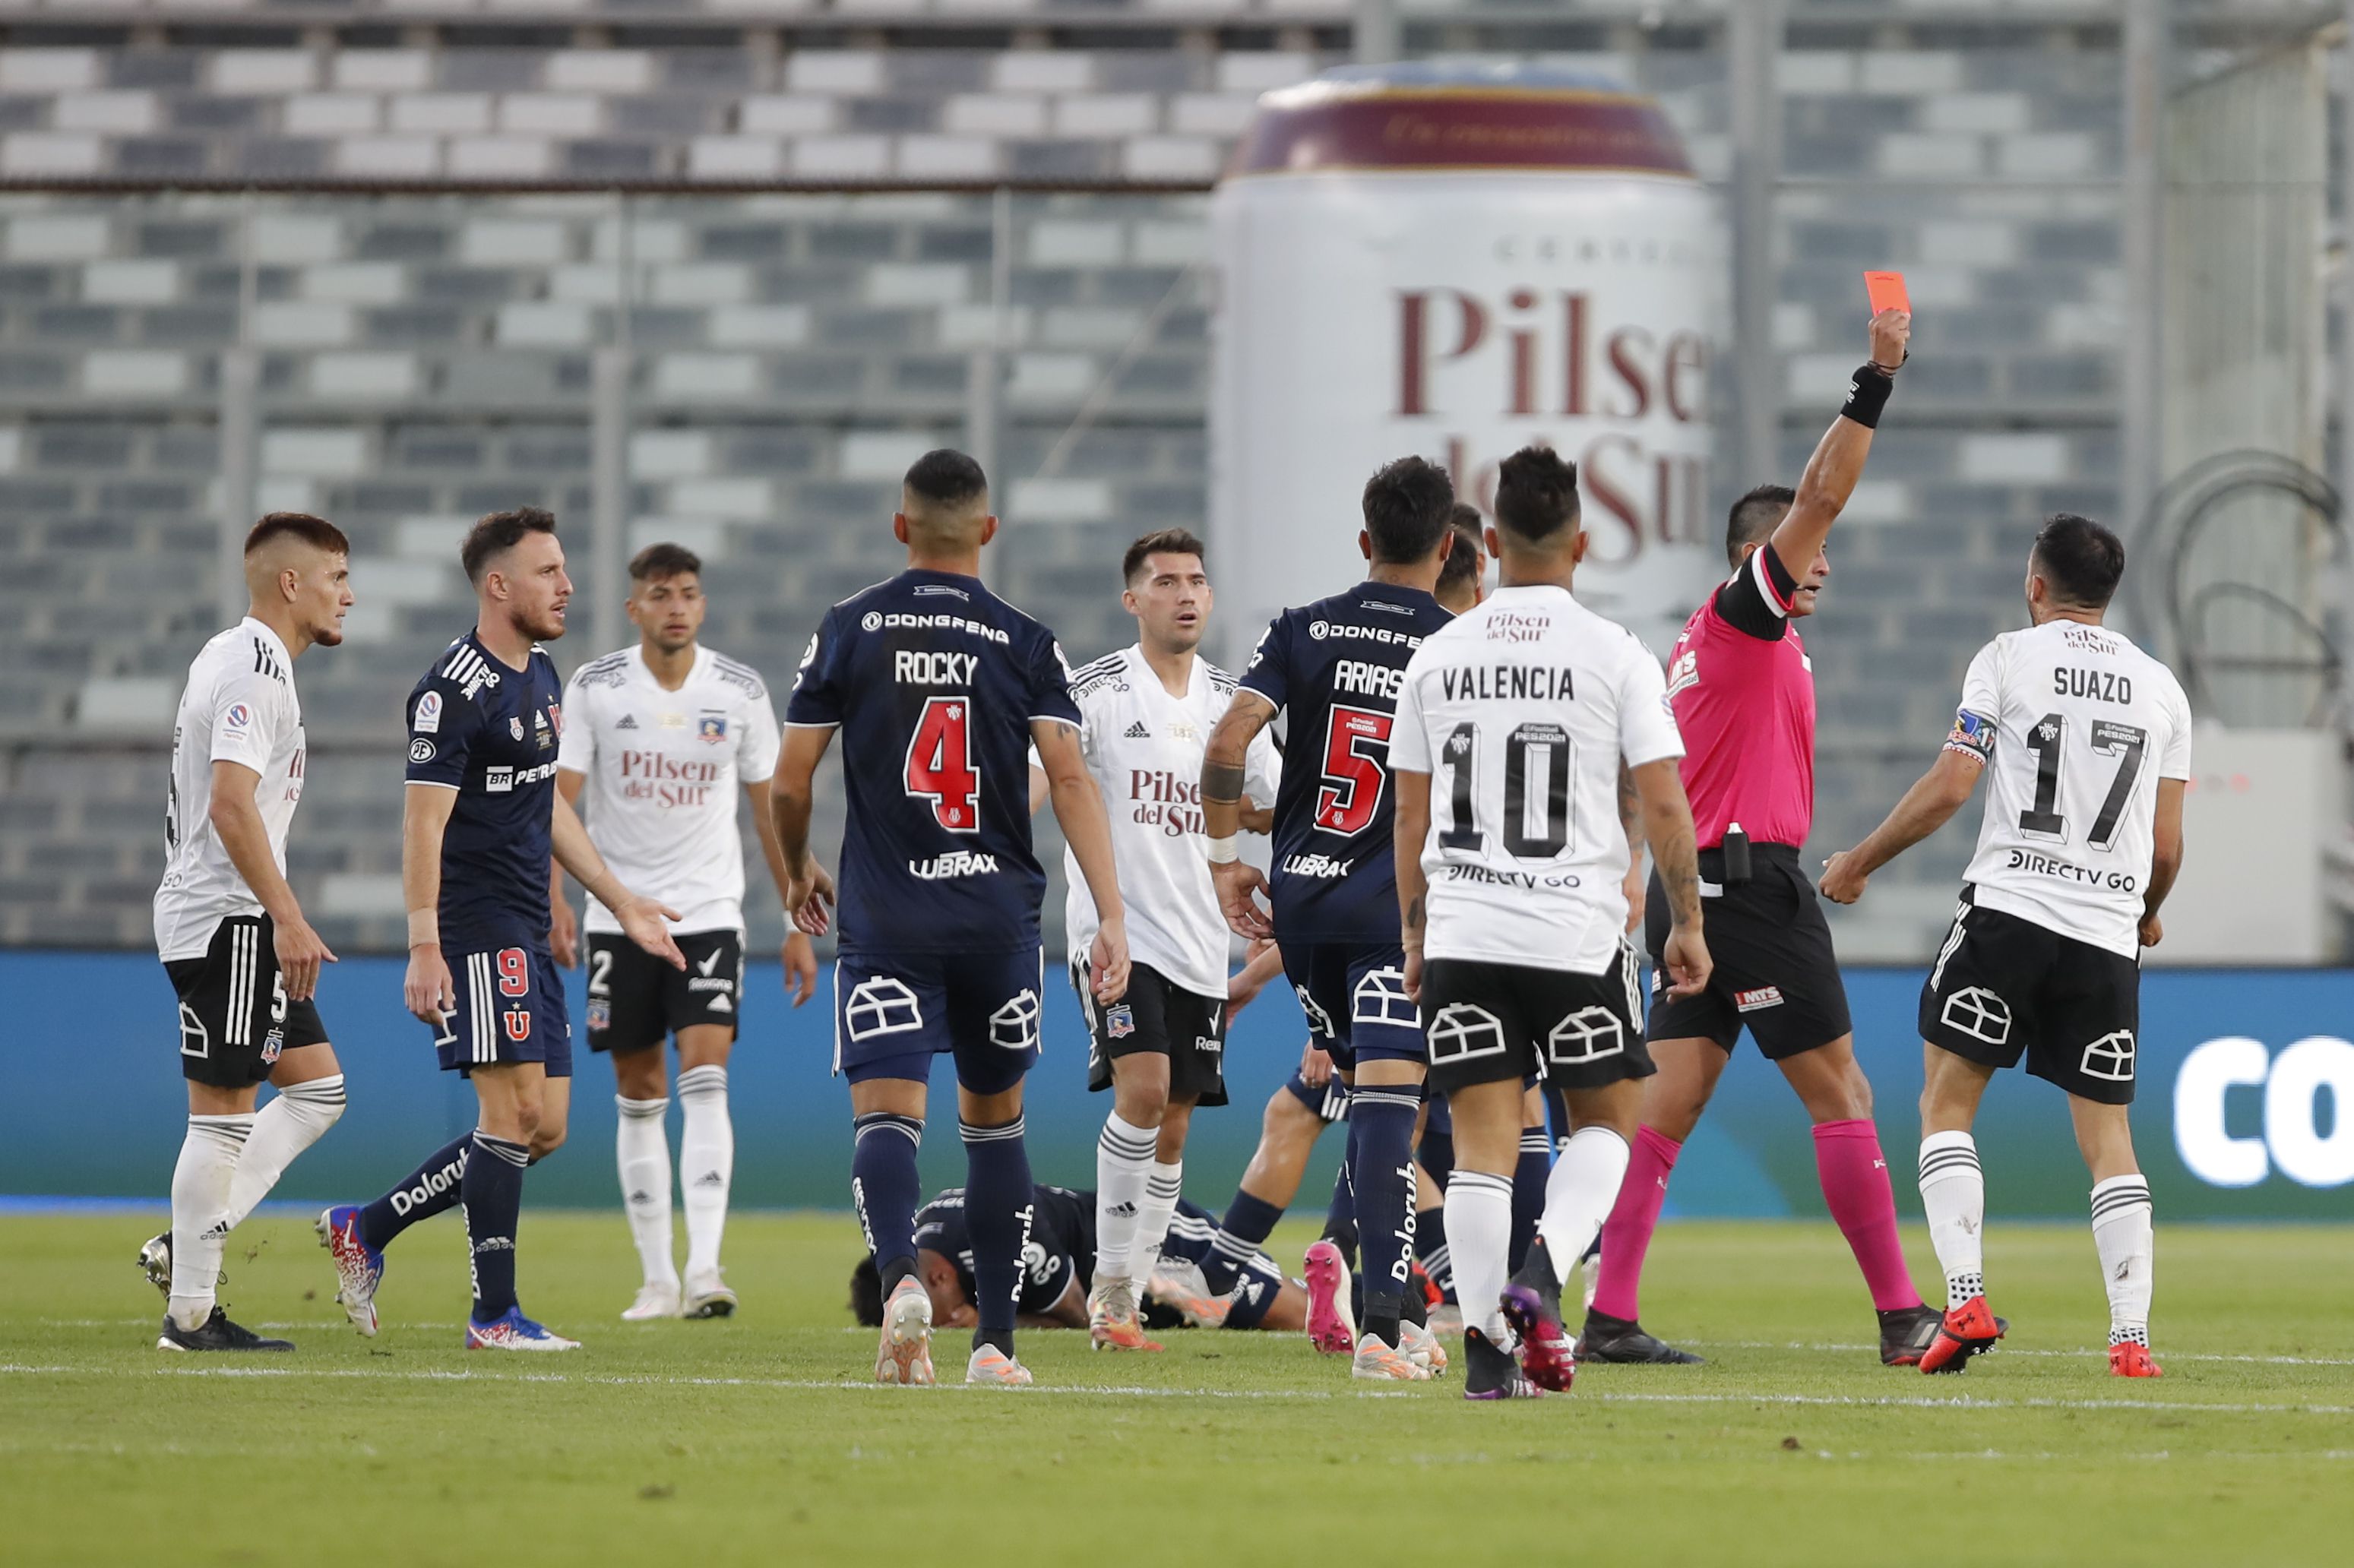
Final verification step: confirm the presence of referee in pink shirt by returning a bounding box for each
[1583,308,1944,1367]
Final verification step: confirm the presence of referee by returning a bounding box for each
[1584,308,1944,1369]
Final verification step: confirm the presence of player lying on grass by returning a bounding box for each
[1821,513,2186,1379]
[850,1184,1308,1338]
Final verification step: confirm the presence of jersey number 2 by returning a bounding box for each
[1315,705,1393,834]
[2018,713,2147,849]
[906,696,981,833]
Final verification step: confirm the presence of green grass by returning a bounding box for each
[4,1210,2350,1567]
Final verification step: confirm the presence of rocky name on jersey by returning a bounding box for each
[894,650,981,686]
[1438,663,1578,703]
[1126,768,1205,838]
[1333,659,1406,700]
[2006,847,2139,893]
[618,748,723,808]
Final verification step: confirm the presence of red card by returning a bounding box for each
[1864,270,1910,316]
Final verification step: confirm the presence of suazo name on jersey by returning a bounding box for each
[1239,581,1453,945]
[405,633,567,951]
[784,567,1080,956]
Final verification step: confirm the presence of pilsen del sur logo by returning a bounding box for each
[1393,262,1709,566]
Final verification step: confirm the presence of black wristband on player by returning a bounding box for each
[1840,365,1894,429]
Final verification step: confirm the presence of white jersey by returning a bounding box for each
[154,618,307,961]
[555,644,783,936]
[1059,646,1280,1000]
[1944,620,2192,959]
[1391,584,1685,975]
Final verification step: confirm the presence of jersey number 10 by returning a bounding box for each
[1438,721,1576,858]
[906,695,981,832]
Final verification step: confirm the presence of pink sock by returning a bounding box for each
[1590,1124,1680,1322]
[1812,1118,1922,1312]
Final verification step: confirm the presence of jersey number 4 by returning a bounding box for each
[2018,713,2147,849]
[906,696,981,833]
[1315,705,1393,834]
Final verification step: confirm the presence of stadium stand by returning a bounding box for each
[0,2,2218,956]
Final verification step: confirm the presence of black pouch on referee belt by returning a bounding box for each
[1720,824,1753,887]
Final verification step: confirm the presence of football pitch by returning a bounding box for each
[5,1211,2349,1567]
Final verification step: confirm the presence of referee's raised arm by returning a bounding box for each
[1764,308,1912,582]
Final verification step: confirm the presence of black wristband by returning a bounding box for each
[1840,365,1894,429]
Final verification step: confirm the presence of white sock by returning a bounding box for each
[1093,1111,1156,1283]
[615,1095,676,1290]
[678,1065,733,1280]
[1444,1169,1514,1343]
[1918,1131,1985,1307]
[222,1076,345,1229]
[168,1114,251,1329]
[1130,1159,1183,1291]
[1534,1126,1631,1285]
[2090,1174,2155,1346]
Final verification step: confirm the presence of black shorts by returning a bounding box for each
[1419,947,1654,1099]
[1645,842,1853,1061]
[166,915,329,1089]
[585,929,742,1054]
[1074,960,1229,1108]
[1919,891,2141,1105]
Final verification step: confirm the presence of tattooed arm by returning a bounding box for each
[1394,766,1432,1004]
[1618,760,1646,934]
[1630,757,1709,999]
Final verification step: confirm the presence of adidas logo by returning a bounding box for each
[1107,1202,1137,1218]
[694,1171,726,1188]
[1123,721,1151,739]
[616,714,638,729]
[628,1189,656,1205]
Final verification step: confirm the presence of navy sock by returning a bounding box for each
[359,1131,470,1253]
[960,1115,1033,1356]
[462,1132,529,1323]
[1349,1088,1420,1345]
[1204,1189,1283,1294]
[1321,1158,1359,1270]
[1508,1128,1551,1273]
[851,1111,925,1294]
[1414,1202,1454,1302]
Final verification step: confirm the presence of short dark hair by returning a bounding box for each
[244,512,348,558]
[1726,484,1796,567]
[850,1256,883,1328]
[1361,455,1454,564]
[903,449,989,511]
[1492,447,1580,542]
[2032,512,2125,609]
[629,542,701,586]
[461,506,557,585]
[1122,527,1206,585]
[1438,505,1485,594]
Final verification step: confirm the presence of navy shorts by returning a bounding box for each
[1281,941,1425,1071]
[432,943,571,1079]
[1281,1064,1350,1124]
[834,947,1043,1095]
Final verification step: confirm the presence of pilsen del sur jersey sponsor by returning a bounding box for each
[1395,278,1710,565]
[616,748,723,808]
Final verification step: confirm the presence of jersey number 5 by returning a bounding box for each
[906,696,981,833]
[1315,705,1393,835]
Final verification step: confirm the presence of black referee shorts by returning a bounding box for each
[1644,842,1852,1061]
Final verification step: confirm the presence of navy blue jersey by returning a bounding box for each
[914,1183,1092,1317]
[403,632,566,952]
[1239,580,1452,944]
[784,568,1080,957]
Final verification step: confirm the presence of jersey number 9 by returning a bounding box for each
[906,695,981,833]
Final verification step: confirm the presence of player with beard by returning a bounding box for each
[144,514,353,1351]
[318,509,686,1350]
[1201,456,1457,1382]
[1582,309,1945,1368]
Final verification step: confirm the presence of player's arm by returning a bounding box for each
[1227,937,1284,1019]
[401,782,460,1024]
[547,768,585,969]
[551,790,685,970]
[1618,760,1645,935]
[2139,777,2186,948]
[208,759,335,1001]
[1201,689,1278,940]
[1394,766,1432,1004]
[769,725,840,937]
[1026,1272,1090,1330]
[742,772,818,1007]
[1761,308,1911,586]
[1036,717,1130,1004]
[1027,763,1050,816]
[1819,749,1983,905]
[1631,758,1710,999]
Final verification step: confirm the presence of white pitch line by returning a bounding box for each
[1680,1339,2354,1368]
[0,1362,2343,1415]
